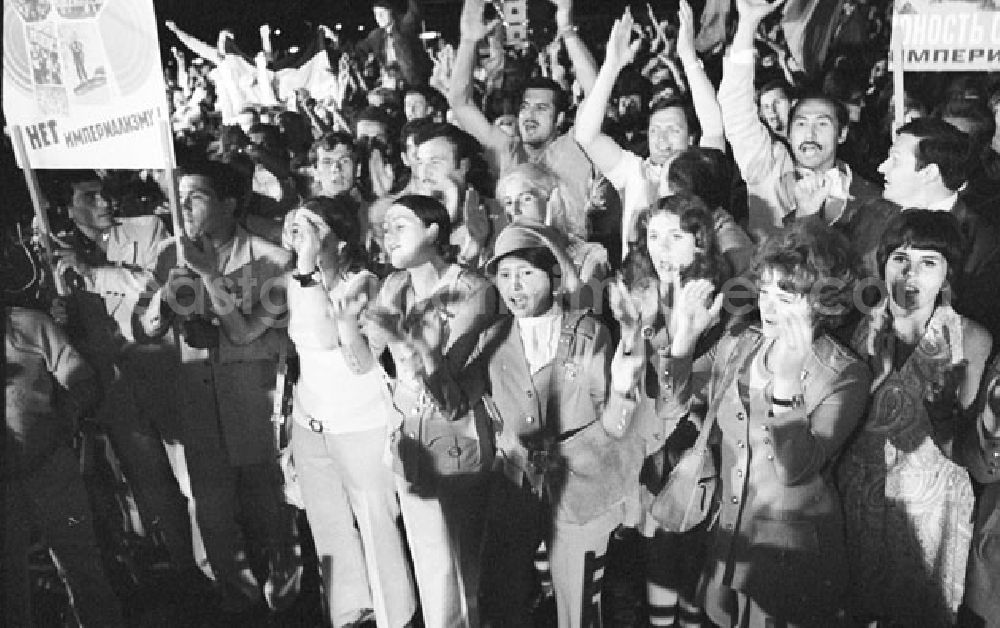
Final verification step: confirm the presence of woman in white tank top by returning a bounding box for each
[285,196,416,628]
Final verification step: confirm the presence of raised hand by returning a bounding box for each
[610,338,646,394]
[791,170,832,218]
[459,0,500,43]
[328,272,374,321]
[610,277,642,352]
[669,276,723,358]
[676,0,697,62]
[768,303,813,383]
[605,9,642,72]
[735,0,785,25]
[368,148,395,199]
[288,207,330,274]
[180,234,219,279]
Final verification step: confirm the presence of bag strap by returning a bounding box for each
[688,331,759,452]
[272,335,290,449]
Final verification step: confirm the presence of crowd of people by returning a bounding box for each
[5,0,1000,626]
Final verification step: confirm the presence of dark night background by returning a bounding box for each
[152,0,637,57]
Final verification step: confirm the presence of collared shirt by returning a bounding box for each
[516,305,563,375]
[926,192,959,213]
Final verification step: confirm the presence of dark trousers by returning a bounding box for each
[2,446,125,627]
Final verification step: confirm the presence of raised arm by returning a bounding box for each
[573,10,640,176]
[717,0,788,185]
[549,0,597,95]
[165,20,223,65]
[676,0,724,150]
[448,0,507,150]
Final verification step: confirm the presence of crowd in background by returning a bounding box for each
[4,0,1000,626]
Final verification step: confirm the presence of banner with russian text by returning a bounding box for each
[3,0,173,168]
[890,0,1000,71]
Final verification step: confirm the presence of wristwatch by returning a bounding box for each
[771,393,805,409]
[292,267,319,287]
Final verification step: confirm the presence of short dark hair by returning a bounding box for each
[649,98,702,143]
[938,99,996,154]
[179,158,251,204]
[896,117,973,191]
[876,209,966,288]
[47,169,102,209]
[354,106,392,133]
[403,85,441,107]
[518,77,568,115]
[667,147,731,212]
[494,246,560,284]
[756,79,791,105]
[400,118,434,150]
[788,92,850,133]
[391,194,452,257]
[750,219,858,330]
[412,122,480,165]
[310,131,357,166]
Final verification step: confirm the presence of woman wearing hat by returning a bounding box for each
[412,221,646,627]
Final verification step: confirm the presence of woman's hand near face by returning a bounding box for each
[669,276,723,358]
[769,305,813,385]
[290,208,331,274]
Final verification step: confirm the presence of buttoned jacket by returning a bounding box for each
[658,322,872,622]
[137,226,292,465]
[425,310,643,524]
[376,265,498,489]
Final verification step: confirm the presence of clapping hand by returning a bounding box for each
[669,276,723,358]
[767,300,813,383]
[288,207,330,273]
[179,235,219,279]
[791,170,832,218]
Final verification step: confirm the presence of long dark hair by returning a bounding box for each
[299,195,367,273]
[623,192,728,290]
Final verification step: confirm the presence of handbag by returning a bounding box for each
[649,333,755,533]
[648,409,718,533]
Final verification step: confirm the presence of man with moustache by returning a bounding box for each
[718,0,879,237]
[136,160,300,613]
[449,0,599,240]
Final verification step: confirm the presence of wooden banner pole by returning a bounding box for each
[157,119,186,267]
[10,125,69,296]
[893,42,906,137]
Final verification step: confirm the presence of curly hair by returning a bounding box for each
[623,193,728,291]
[750,220,859,330]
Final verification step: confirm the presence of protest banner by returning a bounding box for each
[890,0,1000,72]
[3,0,174,169]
